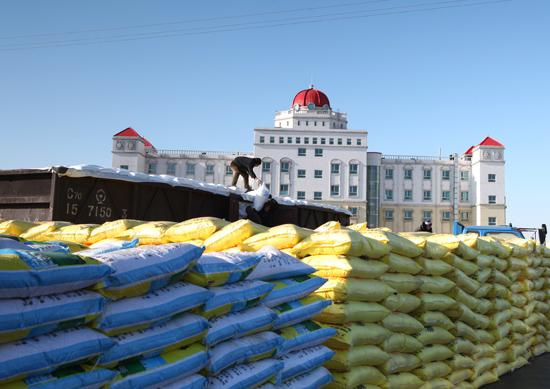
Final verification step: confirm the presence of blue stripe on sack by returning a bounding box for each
[102,246,203,288]
[204,282,274,312]
[0,337,115,381]
[96,290,211,331]
[0,296,105,331]
[273,300,332,329]
[26,368,117,389]
[263,277,327,307]
[277,327,336,355]
[278,347,335,383]
[205,309,276,346]
[99,318,208,364]
[209,360,283,389]
[111,351,208,389]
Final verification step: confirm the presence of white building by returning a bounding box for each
[112,86,506,232]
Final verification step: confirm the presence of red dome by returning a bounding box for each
[292,86,330,109]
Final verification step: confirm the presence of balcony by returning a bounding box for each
[155,149,251,160]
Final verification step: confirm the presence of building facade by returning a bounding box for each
[112,86,506,232]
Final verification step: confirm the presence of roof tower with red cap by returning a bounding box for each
[464,136,504,155]
[113,127,155,149]
[292,85,331,109]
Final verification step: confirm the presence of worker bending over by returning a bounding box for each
[230,156,262,192]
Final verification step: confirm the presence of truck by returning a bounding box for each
[453,220,547,245]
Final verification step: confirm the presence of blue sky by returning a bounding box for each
[1,0,548,228]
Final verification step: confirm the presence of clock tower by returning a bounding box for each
[112,127,149,172]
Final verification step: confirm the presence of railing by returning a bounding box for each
[155,149,252,159]
[382,154,445,161]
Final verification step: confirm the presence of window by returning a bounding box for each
[225,165,232,175]
[423,169,432,180]
[279,137,284,144]
[349,207,358,216]
[313,138,318,145]
[461,171,470,181]
[262,161,271,173]
[488,195,496,204]
[337,138,343,145]
[265,183,270,190]
[321,138,326,145]
[404,210,413,220]
[298,148,306,156]
[287,137,292,144]
[315,148,323,157]
[280,161,290,173]
[442,170,450,180]
[461,211,470,221]
[329,138,334,145]
[349,185,358,197]
[119,164,129,170]
[404,168,413,180]
[331,185,340,196]
[297,191,305,200]
[357,138,362,146]
[423,190,432,201]
[147,163,157,174]
[166,163,176,176]
[423,210,432,220]
[385,189,394,201]
[349,164,359,175]
[304,137,309,144]
[331,163,340,174]
[298,121,301,126]
[322,121,325,127]
[306,121,309,126]
[314,170,323,179]
[442,211,451,221]
[347,138,352,145]
[314,121,317,126]
[259,136,265,144]
[280,184,289,196]
[314,191,322,200]
[442,191,450,201]
[385,168,394,179]
[185,163,194,175]
[385,210,394,220]
[488,174,496,183]
[488,217,497,226]
[460,191,469,202]
[404,190,413,201]
[296,137,301,144]
[269,136,275,144]
[205,164,214,175]
[297,169,306,178]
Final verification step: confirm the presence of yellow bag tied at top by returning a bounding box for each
[452,321,479,343]
[383,372,424,389]
[380,274,422,293]
[88,219,144,243]
[472,358,496,378]
[292,230,367,258]
[447,369,474,385]
[451,338,475,355]
[382,313,424,335]
[43,224,99,244]
[413,361,452,380]
[0,220,38,236]
[203,219,267,252]
[315,278,396,303]
[417,293,457,312]
[383,333,424,353]
[456,234,481,260]
[449,269,480,294]
[115,221,175,245]
[316,302,390,324]
[475,329,495,344]
[417,258,454,276]
[446,304,489,329]
[382,232,423,258]
[326,345,390,371]
[475,268,492,283]
[455,382,475,389]
[473,283,492,299]
[417,276,454,294]
[381,253,422,275]
[418,378,453,389]
[441,253,479,276]
[383,294,421,313]
[382,353,422,374]
[417,312,455,331]
[303,255,389,279]
[164,217,228,243]
[417,345,454,363]
[315,221,342,232]
[19,221,72,241]
[330,366,386,388]
[326,323,392,349]
[240,223,312,251]
[446,288,481,313]
[416,327,455,346]
[447,354,475,370]
[421,234,459,260]
[347,222,368,232]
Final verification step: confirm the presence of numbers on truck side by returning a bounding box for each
[88,205,112,218]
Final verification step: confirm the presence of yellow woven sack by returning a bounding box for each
[326,346,390,371]
[383,294,421,313]
[451,338,475,355]
[43,224,99,244]
[115,221,175,245]
[417,276,454,294]
[19,221,72,241]
[446,304,489,329]
[382,313,423,335]
[472,283,492,299]
[363,235,392,259]
[453,321,478,343]
[316,302,390,324]
[416,327,454,346]
[0,220,38,236]
[417,258,453,276]
[383,232,423,257]
[441,253,478,276]
[417,312,455,331]
[446,288,481,313]
[347,222,368,232]
[456,234,480,260]
[380,274,422,293]
[292,230,367,258]
[240,223,311,251]
[450,269,480,294]
[315,278,396,303]
[326,323,392,349]
[88,219,144,244]
[382,354,422,374]
[447,369,474,385]
[303,255,389,279]
[475,329,495,344]
[330,366,386,388]
[418,378,452,389]
[417,293,456,311]
[472,358,496,378]
[315,221,341,232]
[164,217,228,243]
[413,362,451,380]
[455,382,474,389]
[203,219,267,252]
[381,253,422,275]
[417,345,453,363]
[383,372,424,389]
[382,333,423,353]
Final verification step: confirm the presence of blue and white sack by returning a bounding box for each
[272,296,332,329]
[276,320,337,355]
[78,239,139,257]
[98,313,209,367]
[93,282,211,335]
[247,247,315,281]
[0,327,114,384]
[276,345,335,384]
[205,305,276,347]
[163,374,207,389]
[207,331,283,375]
[3,365,117,389]
[262,275,327,308]
[207,359,284,389]
[0,290,106,344]
[260,366,333,389]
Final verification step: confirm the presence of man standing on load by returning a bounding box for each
[230,156,262,192]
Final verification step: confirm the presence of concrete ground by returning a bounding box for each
[485,353,550,389]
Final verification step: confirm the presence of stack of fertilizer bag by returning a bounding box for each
[161,217,336,388]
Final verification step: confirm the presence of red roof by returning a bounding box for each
[114,127,141,138]
[478,136,504,147]
[141,137,153,148]
[292,86,331,108]
[464,145,475,155]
